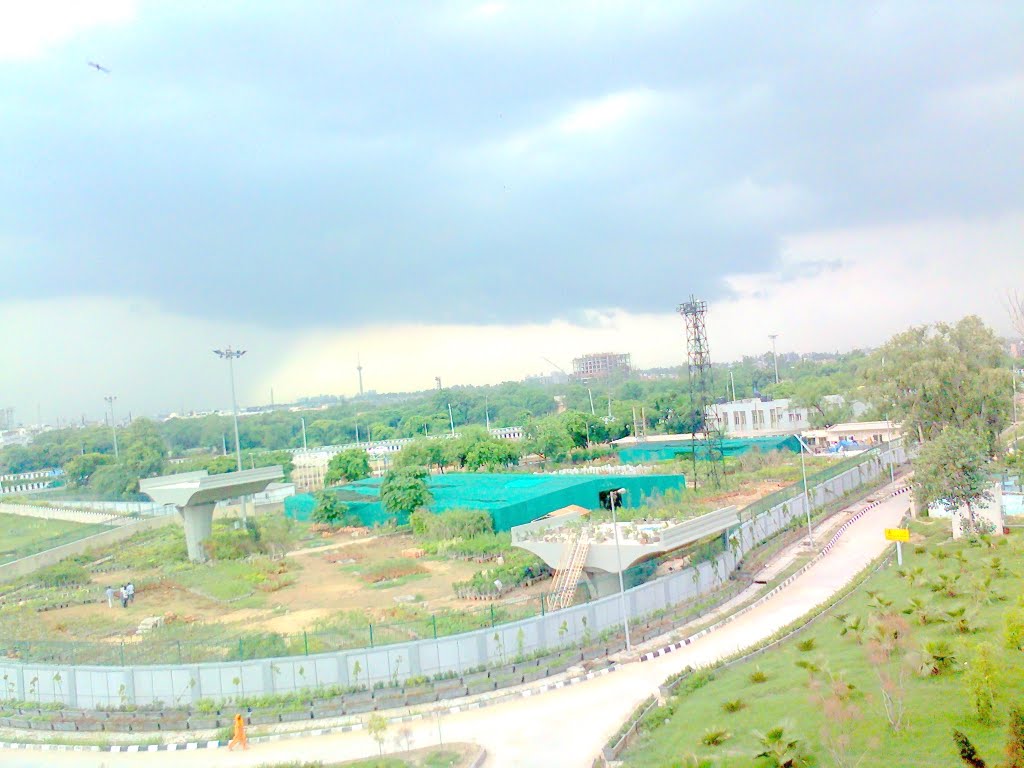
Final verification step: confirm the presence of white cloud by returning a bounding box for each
[927,74,1024,124]
[713,177,807,223]
[461,87,671,177]
[0,0,136,60]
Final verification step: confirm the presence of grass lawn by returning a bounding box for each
[0,512,94,563]
[619,518,1024,768]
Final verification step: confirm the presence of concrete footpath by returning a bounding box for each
[0,486,912,768]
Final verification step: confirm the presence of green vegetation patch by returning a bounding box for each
[619,521,1024,768]
[0,512,95,564]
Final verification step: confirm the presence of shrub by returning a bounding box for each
[1007,706,1024,768]
[721,698,746,713]
[966,642,999,724]
[749,668,769,684]
[311,490,349,527]
[701,727,731,746]
[920,640,957,676]
[796,638,816,652]
[413,508,493,541]
[1004,607,1024,651]
[35,561,90,587]
[953,729,988,767]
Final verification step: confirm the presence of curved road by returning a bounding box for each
[1,489,911,768]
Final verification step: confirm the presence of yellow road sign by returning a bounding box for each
[885,528,910,542]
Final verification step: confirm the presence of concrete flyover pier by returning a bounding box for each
[139,467,283,562]
[513,504,740,599]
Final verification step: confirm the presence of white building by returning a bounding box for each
[714,398,810,437]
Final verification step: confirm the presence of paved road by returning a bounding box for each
[1,489,911,768]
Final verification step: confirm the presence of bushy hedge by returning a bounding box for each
[410,508,493,541]
[35,560,91,587]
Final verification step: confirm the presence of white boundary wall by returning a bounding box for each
[0,446,905,708]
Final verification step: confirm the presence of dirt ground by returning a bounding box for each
[41,533,494,640]
[37,481,790,641]
[702,479,790,510]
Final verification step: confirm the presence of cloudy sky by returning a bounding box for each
[1,1,1021,424]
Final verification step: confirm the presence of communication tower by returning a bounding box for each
[677,296,724,489]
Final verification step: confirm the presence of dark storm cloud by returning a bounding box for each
[0,1,1020,327]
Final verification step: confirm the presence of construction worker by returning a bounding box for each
[227,713,248,751]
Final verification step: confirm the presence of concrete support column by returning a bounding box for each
[180,502,216,562]
[588,571,622,598]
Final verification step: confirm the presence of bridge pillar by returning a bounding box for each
[587,571,623,598]
[179,502,216,562]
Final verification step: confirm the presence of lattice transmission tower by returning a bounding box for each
[678,296,724,489]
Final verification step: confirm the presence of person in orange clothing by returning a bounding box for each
[227,713,248,751]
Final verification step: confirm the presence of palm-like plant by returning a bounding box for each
[919,639,957,676]
[838,614,865,643]
[754,724,808,767]
[902,597,935,625]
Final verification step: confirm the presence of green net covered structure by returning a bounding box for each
[616,434,801,464]
[284,472,688,532]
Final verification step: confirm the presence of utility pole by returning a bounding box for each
[357,355,364,397]
[485,396,490,431]
[794,434,815,546]
[448,403,456,437]
[587,388,596,416]
[104,396,119,459]
[610,488,631,650]
[301,417,308,450]
[729,367,736,401]
[769,334,780,384]
[214,346,248,525]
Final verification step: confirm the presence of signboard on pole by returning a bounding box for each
[884,528,910,542]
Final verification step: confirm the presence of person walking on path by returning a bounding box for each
[126,582,135,604]
[227,713,248,751]
[120,585,129,609]
[105,586,114,609]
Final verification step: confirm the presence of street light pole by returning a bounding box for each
[104,396,119,460]
[1013,367,1019,451]
[214,346,247,525]
[769,335,780,384]
[609,488,631,651]
[794,435,814,546]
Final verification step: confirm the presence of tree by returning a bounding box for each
[864,612,913,732]
[62,452,112,487]
[121,419,168,478]
[311,490,349,526]
[367,713,388,756]
[862,316,1011,453]
[394,439,446,472]
[914,427,992,527]
[966,642,999,724]
[1007,705,1024,768]
[787,377,854,428]
[527,417,574,463]
[88,464,140,499]
[324,449,371,486]
[380,466,433,517]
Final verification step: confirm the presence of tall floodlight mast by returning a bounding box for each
[678,297,724,490]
